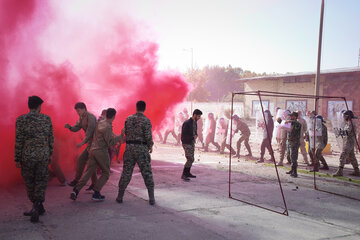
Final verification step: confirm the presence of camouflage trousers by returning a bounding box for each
[183,143,195,168]
[279,138,287,162]
[118,144,154,191]
[309,148,326,167]
[236,134,251,155]
[287,142,300,168]
[75,148,97,185]
[21,161,49,203]
[339,144,359,168]
[76,149,110,192]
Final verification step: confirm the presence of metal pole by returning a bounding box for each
[258,91,288,216]
[229,93,234,198]
[314,0,325,111]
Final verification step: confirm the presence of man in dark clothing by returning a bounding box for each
[285,112,302,177]
[181,109,203,181]
[257,110,274,163]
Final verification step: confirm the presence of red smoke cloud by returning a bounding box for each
[0,0,190,188]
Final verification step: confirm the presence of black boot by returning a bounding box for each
[148,187,155,205]
[30,201,41,223]
[320,162,329,170]
[181,167,190,181]
[286,166,294,174]
[116,188,125,203]
[310,163,319,172]
[187,167,196,178]
[291,167,298,178]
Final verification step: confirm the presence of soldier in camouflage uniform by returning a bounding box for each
[117,101,155,205]
[297,111,310,165]
[333,110,360,177]
[65,102,97,190]
[71,108,124,201]
[309,115,329,172]
[180,109,203,181]
[284,112,302,177]
[233,115,252,158]
[15,96,54,223]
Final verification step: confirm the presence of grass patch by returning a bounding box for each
[263,163,360,184]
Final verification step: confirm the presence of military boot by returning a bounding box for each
[350,167,360,176]
[187,167,196,178]
[24,202,45,216]
[333,167,344,177]
[310,163,319,172]
[286,166,294,174]
[148,187,155,205]
[320,162,329,170]
[290,167,298,178]
[30,201,41,223]
[116,188,126,203]
[181,167,190,182]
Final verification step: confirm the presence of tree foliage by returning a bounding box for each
[184,65,266,102]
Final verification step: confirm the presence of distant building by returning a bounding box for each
[237,67,360,119]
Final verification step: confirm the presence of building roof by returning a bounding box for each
[237,67,360,82]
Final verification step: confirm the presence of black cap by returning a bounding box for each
[344,110,357,119]
[264,110,273,117]
[28,96,44,109]
[232,114,239,119]
[289,111,298,118]
[316,115,326,123]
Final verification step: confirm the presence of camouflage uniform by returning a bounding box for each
[69,111,97,184]
[15,110,54,203]
[338,121,359,169]
[118,113,154,192]
[297,117,309,164]
[234,119,252,156]
[286,121,302,168]
[75,119,123,192]
[309,123,328,169]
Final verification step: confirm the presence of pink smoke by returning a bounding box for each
[0,0,190,188]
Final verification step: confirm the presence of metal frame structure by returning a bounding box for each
[228,90,360,216]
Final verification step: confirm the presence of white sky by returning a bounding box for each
[124,0,360,74]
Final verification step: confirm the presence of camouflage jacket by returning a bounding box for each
[125,113,153,150]
[342,121,356,148]
[15,110,54,162]
[69,111,97,148]
[287,120,302,145]
[235,119,251,136]
[90,119,123,151]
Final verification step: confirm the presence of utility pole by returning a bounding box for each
[314,0,324,114]
[183,48,194,113]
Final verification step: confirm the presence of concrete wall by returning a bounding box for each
[243,76,326,118]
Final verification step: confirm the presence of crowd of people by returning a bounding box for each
[14,96,360,223]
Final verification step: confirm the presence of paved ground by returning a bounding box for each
[1,143,359,240]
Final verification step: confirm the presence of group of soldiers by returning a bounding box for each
[162,109,253,158]
[15,96,155,223]
[249,108,360,178]
[14,96,360,223]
